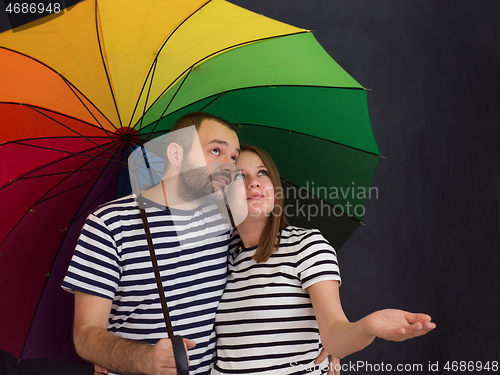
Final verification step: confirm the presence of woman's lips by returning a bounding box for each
[247,193,264,200]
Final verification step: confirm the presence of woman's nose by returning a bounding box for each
[248,181,259,189]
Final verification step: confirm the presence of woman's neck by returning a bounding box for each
[236,217,268,248]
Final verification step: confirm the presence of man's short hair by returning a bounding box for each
[172,112,233,131]
[169,112,234,155]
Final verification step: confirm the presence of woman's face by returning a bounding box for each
[235,151,275,219]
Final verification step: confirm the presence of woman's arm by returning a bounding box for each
[308,280,436,359]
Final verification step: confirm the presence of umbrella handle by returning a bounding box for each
[172,335,189,375]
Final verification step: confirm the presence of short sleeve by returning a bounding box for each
[295,229,341,289]
[62,213,120,300]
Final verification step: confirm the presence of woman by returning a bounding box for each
[211,145,435,374]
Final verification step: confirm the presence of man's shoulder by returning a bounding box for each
[92,194,138,218]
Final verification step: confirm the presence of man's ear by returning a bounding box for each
[166,142,184,167]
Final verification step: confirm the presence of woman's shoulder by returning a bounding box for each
[281,225,324,240]
[280,226,338,267]
[280,225,330,248]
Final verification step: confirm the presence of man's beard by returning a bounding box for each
[177,162,213,202]
[177,160,232,203]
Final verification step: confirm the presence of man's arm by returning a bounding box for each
[73,291,195,375]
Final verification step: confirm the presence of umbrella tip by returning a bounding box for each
[115,127,139,149]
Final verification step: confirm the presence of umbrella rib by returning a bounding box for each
[7,138,123,165]
[94,0,123,129]
[27,147,119,202]
[35,168,122,206]
[26,106,124,160]
[137,31,308,126]
[135,58,160,132]
[197,91,230,112]
[131,0,212,132]
[0,173,115,248]
[140,92,224,139]
[139,83,368,135]
[61,76,120,137]
[5,134,116,146]
[139,86,379,158]
[143,66,195,142]
[0,146,120,248]
[14,157,161,188]
[235,122,382,157]
[138,82,367,136]
[0,46,118,131]
[67,158,131,229]
[0,102,117,138]
[1,141,124,192]
[16,165,123,181]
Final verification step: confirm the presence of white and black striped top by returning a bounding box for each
[62,194,231,375]
[212,226,341,375]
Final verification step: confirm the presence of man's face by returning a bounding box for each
[178,120,240,201]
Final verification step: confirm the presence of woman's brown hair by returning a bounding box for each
[240,145,289,263]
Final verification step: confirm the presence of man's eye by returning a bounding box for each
[211,148,220,155]
[231,156,237,163]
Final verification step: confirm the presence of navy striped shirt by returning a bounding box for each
[212,226,341,374]
[63,194,231,375]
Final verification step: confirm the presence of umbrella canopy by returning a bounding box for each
[0,0,380,363]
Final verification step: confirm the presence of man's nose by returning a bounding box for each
[220,161,236,172]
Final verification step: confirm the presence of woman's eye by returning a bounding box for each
[234,172,244,180]
[257,170,268,177]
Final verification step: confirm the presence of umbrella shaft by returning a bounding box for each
[139,207,175,339]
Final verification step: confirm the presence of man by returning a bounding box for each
[62,112,241,375]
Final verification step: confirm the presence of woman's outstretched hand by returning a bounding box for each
[362,309,436,341]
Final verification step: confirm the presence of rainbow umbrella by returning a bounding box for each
[0,0,380,364]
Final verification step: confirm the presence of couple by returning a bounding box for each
[62,112,435,375]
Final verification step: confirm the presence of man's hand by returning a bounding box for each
[150,338,196,375]
[93,338,196,375]
[94,364,108,375]
[74,291,198,375]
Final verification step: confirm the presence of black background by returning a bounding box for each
[1,0,499,374]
